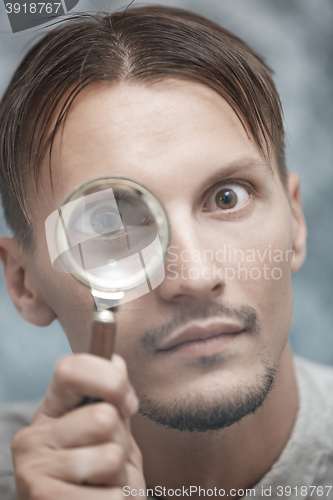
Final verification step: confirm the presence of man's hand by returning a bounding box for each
[11,354,146,499]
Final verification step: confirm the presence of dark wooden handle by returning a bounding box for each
[90,310,117,359]
[77,309,117,407]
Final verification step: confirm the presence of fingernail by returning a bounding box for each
[124,392,139,417]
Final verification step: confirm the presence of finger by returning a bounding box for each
[48,442,127,486]
[34,354,139,422]
[49,403,130,451]
[124,419,144,471]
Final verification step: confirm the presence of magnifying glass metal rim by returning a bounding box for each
[55,175,170,293]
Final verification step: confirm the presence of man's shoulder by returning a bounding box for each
[252,355,333,495]
[294,355,333,472]
[294,354,333,382]
[294,355,333,402]
[0,399,40,443]
[0,399,40,500]
[295,353,333,378]
[294,355,333,430]
[0,399,40,457]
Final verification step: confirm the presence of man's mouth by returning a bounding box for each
[156,319,246,358]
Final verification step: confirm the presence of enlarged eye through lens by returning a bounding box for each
[91,209,119,234]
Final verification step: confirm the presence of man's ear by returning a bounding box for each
[287,172,307,273]
[0,236,56,326]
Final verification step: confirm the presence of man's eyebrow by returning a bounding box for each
[199,156,270,192]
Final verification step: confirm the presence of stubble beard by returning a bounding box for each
[138,357,276,432]
[137,299,276,432]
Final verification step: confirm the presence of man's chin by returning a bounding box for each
[138,363,276,433]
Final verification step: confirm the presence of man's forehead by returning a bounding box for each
[58,79,246,143]
[37,79,275,209]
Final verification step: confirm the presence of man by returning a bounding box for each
[0,6,332,500]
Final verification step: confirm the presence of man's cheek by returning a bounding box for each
[39,268,94,352]
[222,233,294,336]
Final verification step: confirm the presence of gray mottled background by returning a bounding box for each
[0,0,332,405]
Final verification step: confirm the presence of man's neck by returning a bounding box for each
[131,343,298,496]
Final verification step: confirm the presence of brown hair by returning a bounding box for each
[0,6,286,251]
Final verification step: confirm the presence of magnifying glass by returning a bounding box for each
[45,175,170,364]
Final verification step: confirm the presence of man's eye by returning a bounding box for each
[72,205,123,236]
[91,210,119,234]
[208,184,250,211]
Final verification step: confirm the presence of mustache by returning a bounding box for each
[139,299,260,351]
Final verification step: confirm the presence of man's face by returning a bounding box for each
[27,80,302,430]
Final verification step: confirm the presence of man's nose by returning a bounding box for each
[156,214,225,304]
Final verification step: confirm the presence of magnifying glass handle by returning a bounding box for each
[90,309,117,359]
[78,308,117,407]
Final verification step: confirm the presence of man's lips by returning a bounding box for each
[156,319,246,352]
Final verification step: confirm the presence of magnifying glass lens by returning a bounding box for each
[46,177,170,309]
